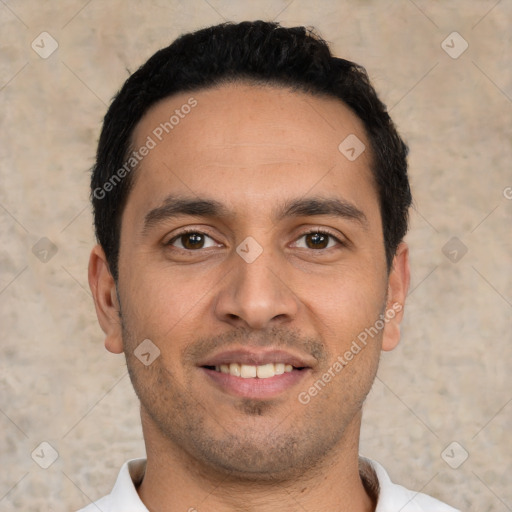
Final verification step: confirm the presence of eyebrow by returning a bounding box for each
[277,197,368,228]
[142,194,368,235]
[142,197,231,235]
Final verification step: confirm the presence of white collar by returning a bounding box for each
[81,457,458,512]
[107,458,147,511]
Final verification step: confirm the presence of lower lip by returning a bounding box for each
[200,367,310,399]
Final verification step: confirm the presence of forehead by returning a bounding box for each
[127,82,377,224]
[133,82,370,161]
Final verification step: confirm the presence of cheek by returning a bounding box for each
[299,265,386,336]
[119,264,218,343]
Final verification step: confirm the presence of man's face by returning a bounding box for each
[92,83,408,479]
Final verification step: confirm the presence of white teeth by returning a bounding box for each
[256,363,275,379]
[214,362,299,379]
[229,363,241,377]
[240,364,257,378]
[274,363,285,375]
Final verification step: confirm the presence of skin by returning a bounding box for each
[88,82,410,512]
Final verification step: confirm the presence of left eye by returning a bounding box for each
[168,232,220,250]
[292,231,341,250]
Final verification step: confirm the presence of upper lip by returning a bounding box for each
[198,348,315,368]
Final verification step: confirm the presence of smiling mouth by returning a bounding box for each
[202,363,308,379]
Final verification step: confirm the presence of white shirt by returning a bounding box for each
[76,457,460,512]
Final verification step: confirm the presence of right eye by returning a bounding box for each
[167,231,222,251]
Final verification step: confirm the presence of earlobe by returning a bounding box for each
[381,242,410,352]
[88,244,124,354]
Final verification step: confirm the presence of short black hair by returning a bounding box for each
[91,20,411,281]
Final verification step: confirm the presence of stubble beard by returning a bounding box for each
[120,311,379,483]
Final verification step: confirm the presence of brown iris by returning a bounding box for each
[180,233,206,249]
[305,232,329,249]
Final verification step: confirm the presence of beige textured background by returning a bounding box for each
[1,1,511,510]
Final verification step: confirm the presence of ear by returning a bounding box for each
[381,242,410,352]
[88,244,124,354]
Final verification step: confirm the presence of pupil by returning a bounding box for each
[184,233,204,249]
[307,233,327,249]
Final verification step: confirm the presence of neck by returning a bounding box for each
[137,410,376,512]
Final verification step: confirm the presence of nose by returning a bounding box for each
[214,243,299,330]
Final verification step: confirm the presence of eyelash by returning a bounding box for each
[166,228,344,251]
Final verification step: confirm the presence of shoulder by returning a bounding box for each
[73,458,147,512]
[363,457,460,512]
[75,495,112,512]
